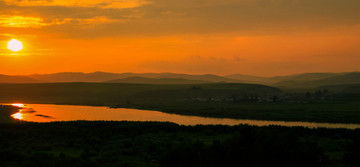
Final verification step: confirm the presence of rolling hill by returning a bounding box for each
[153,73,237,82]
[1,71,359,87]
[225,72,345,85]
[318,84,360,93]
[105,77,211,84]
[224,74,268,84]
[310,72,360,86]
[0,83,282,105]
[0,74,43,83]
[24,72,239,83]
[272,72,360,88]
[269,72,343,85]
[27,72,122,82]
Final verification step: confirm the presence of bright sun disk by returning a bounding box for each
[7,39,23,52]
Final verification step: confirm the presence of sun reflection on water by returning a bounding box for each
[5,103,360,129]
[11,112,23,120]
[10,104,25,120]
[11,103,25,108]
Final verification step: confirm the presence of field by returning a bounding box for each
[0,118,359,167]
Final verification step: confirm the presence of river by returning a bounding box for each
[9,103,360,129]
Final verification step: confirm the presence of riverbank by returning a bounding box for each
[0,105,21,123]
[4,104,360,129]
[3,100,360,124]
[119,100,360,124]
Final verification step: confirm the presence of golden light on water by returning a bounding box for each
[7,39,24,52]
[11,103,25,108]
[10,104,25,120]
[11,112,23,120]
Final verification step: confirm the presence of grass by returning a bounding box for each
[0,120,359,167]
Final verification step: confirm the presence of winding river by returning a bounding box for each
[8,103,360,129]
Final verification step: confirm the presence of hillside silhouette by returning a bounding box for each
[25,72,236,83]
[105,77,211,84]
[0,74,43,83]
[0,71,359,89]
[272,72,360,88]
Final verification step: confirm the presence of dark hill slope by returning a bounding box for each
[27,72,238,83]
[0,74,43,83]
[272,72,359,88]
[0,83,281,105]
[105,77,211,84]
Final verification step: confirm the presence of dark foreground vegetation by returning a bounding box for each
[0,120,360,167]
[1,105,360,166]
[0,105,20,123]
[1,83,360,123]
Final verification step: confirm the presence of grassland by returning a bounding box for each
[0,119,359,167]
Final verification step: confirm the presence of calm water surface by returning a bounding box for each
[8,104,360,129]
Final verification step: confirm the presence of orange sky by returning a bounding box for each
[1,0,360,76]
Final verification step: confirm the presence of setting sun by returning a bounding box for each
[7,39,23,52]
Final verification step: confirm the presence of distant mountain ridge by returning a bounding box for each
[271,72,360,88]
[105,77,211,84]
[27,72,120,83]
[22,72,237,83]
[0,71,359,88]
[224,74,268,83]
[0,74,43,83]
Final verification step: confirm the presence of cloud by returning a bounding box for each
[0,15,118,28]
[0,15,48,28]
[2,0,149,9]
[1,0,360,38]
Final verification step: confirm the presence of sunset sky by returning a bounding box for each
[1,0,360,76]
